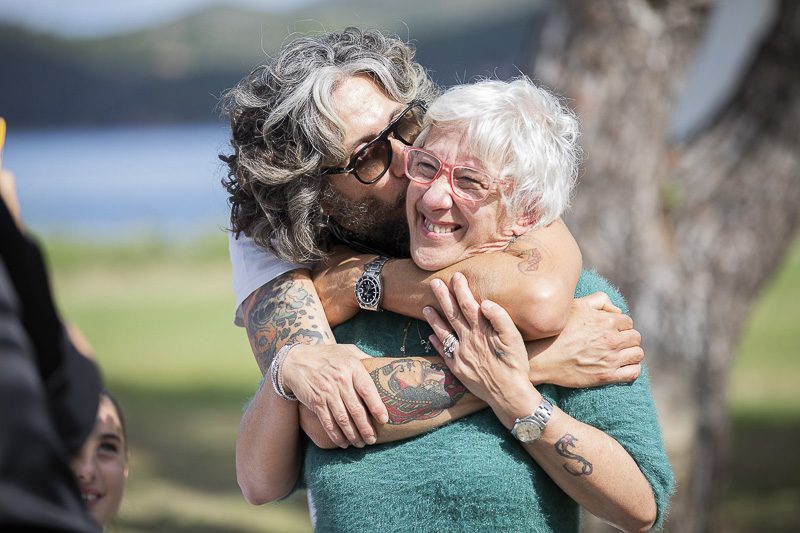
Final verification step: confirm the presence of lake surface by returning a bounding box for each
[2,122,232,241]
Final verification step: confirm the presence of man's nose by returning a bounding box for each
[387,136,408,179]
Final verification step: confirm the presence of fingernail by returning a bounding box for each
[422,306,431,316]
[378,413,389,424]
[430,278,441,289]
[355,440,365,448]
[365,435,377,445]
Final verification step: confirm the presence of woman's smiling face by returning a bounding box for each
[406,127,525,271]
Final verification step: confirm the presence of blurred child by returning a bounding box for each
[70,390,129,530]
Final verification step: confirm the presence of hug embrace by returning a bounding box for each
[221,27,674,533]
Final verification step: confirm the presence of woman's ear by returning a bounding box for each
[510,212,538,236]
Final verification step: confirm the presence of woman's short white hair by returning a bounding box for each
[419,77,582,228]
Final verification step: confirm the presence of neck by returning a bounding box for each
[328,219,411,258]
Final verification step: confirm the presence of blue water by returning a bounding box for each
[2,122,233,241]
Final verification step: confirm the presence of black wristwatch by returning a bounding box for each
[354,256,389,311]
[511,397,553,443]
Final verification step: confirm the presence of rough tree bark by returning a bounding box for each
[528,0,800,531]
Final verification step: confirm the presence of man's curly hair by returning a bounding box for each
[220,27,437,264]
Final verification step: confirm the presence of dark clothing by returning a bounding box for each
[327,219,411,259]
[0,201,102,532]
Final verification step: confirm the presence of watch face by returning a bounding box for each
[514,421,542,443]
[356,278,380,307]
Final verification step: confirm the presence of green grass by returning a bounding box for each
[40,231,800,532]
[729,235,800,421]
[722,235,800,532]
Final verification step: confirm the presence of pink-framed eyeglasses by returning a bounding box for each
[403,146,510,202]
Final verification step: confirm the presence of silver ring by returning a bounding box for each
[443,343,456,358]
[442,333,458,358]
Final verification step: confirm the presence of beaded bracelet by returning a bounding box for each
[269,342,302,402]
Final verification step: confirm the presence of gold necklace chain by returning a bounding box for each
[401,318,432,355]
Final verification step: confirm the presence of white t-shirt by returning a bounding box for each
[228,232,309,327]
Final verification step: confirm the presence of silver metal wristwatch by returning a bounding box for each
[511,397,553,443]
[354,256,389,311]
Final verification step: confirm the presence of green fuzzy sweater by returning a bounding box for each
[302,270,674,532]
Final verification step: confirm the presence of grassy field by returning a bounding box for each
[723,235,800,532]
[39,231,800,532]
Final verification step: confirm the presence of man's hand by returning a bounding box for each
[528,292,644,387]
[312,246,374,327]
[280,343,389,448]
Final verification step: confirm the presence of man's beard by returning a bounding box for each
[321,184,410,258]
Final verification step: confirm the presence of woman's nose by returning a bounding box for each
[421,172,455,209]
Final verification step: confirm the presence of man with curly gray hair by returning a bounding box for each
[221,28,644,461]
[221,28,437,263]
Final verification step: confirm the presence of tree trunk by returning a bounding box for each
[528,0,800,530]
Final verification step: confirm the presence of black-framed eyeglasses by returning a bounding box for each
[403,146,511,202]
[323,100,426,185]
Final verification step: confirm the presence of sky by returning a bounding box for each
[0,0,326,38]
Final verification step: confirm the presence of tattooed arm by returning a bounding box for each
[241,269,332,374]
[299,292,644,449]
[312,218,581,340]
[241,269,388,448]
[299,355,484,448]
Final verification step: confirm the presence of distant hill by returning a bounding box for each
[0,1,541,128]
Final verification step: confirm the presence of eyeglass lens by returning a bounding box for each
[351,105,423,183]
[405,149,493,201]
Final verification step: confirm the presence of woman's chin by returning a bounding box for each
[411,248,454,272]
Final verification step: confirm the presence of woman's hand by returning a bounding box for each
[422,272,535,410]
[280,344,389,449]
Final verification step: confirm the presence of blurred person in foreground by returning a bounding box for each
[70,389,129,530]
[0,168,103,532]
[232,75,674,532]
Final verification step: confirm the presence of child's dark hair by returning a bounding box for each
[100,388,127,447]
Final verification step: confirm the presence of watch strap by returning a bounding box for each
[511,397,553,442]
[363,256,389,276]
